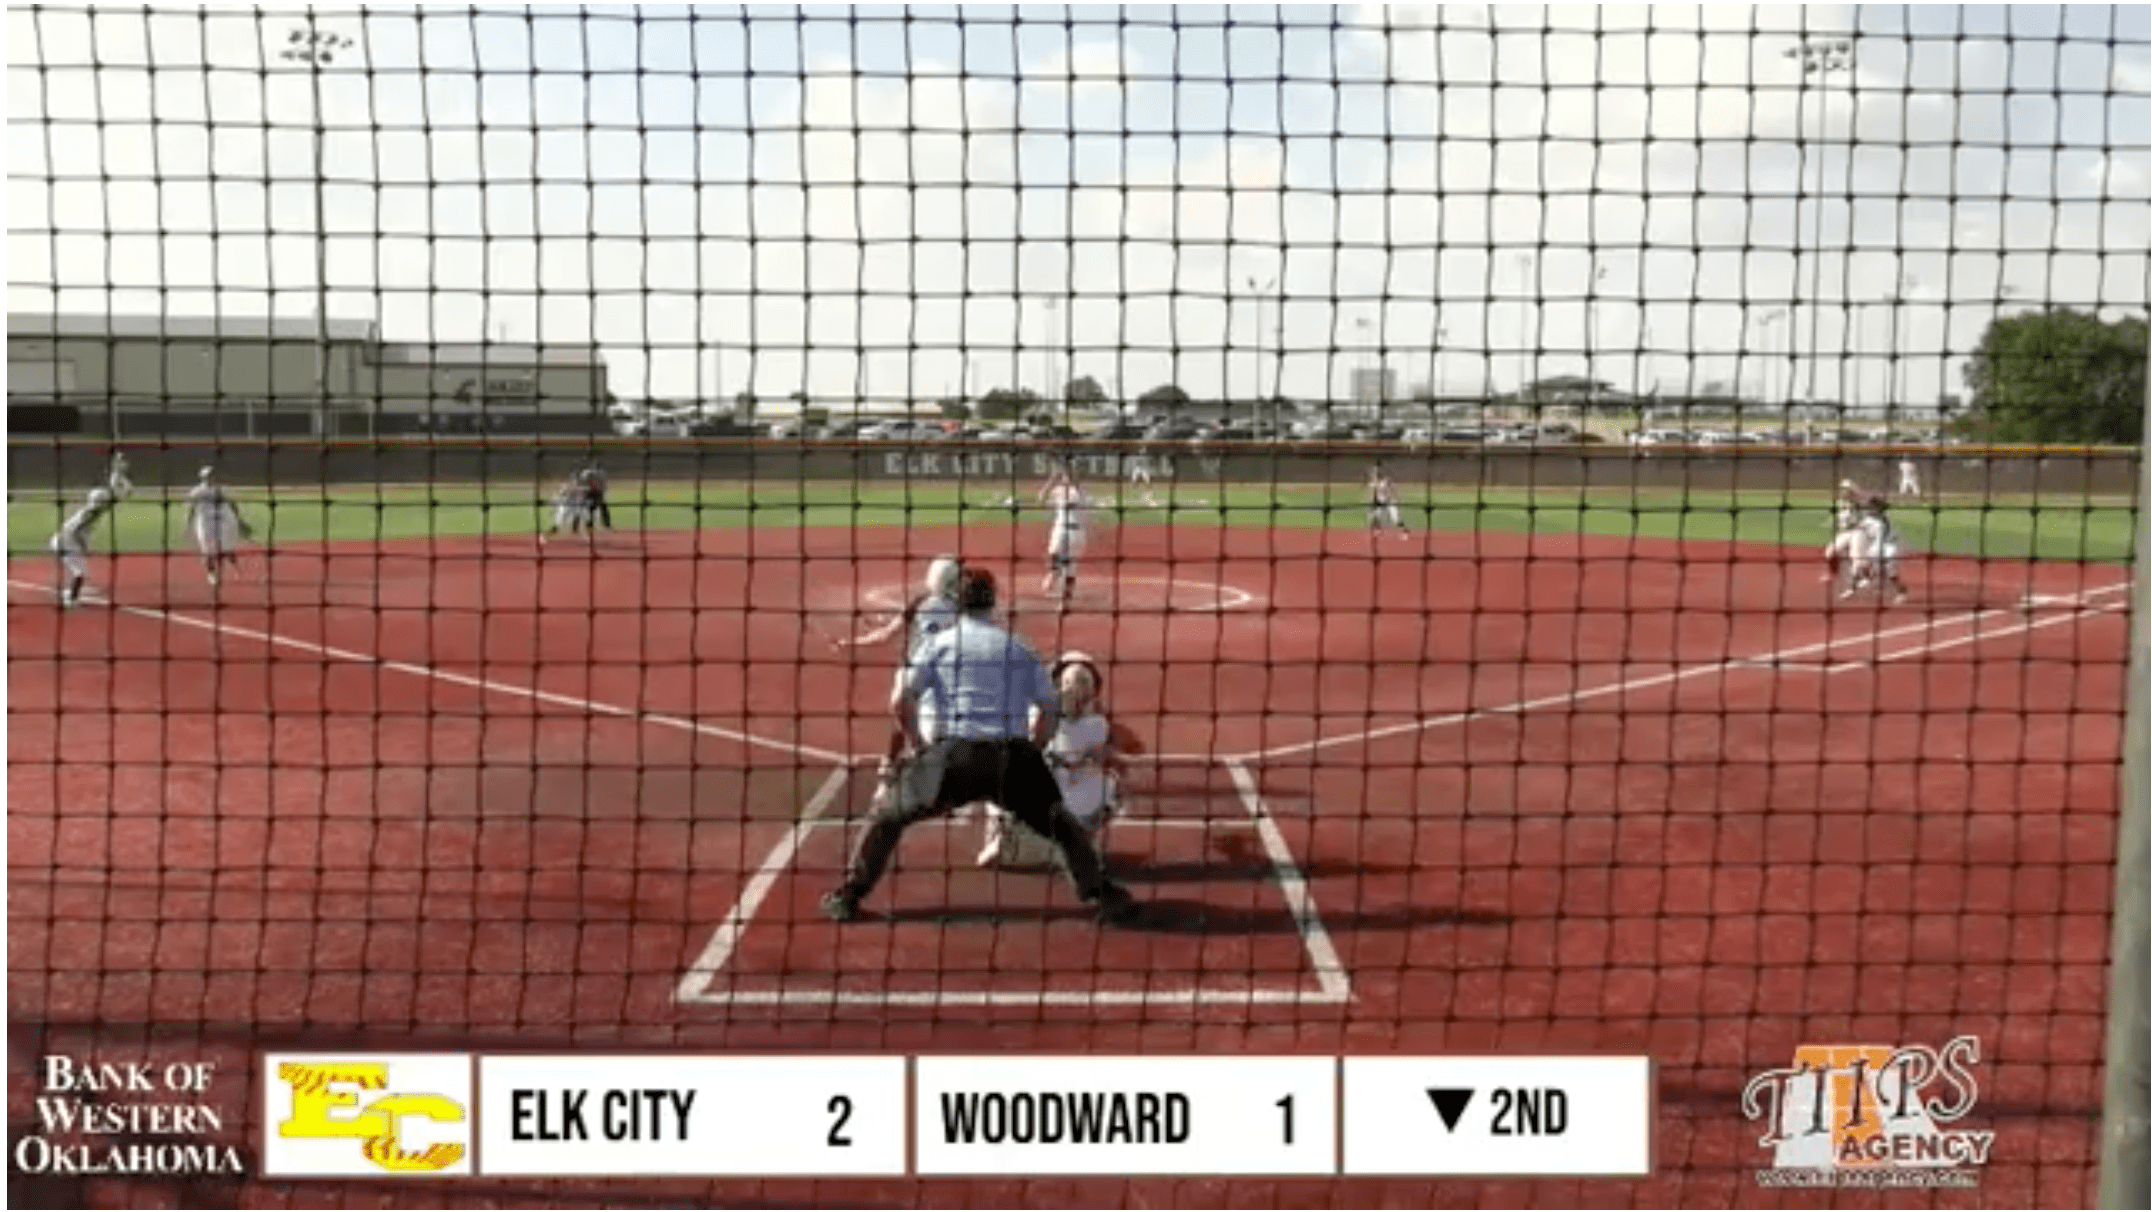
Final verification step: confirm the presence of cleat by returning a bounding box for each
[1092,883,1140,926]
[819,890,861,922]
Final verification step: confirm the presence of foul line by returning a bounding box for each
[1242,582,2133,762]
[673,767,852,1003]
[1224,759,1354,1003]
[685,988,1349,1007]
[5,578,857,767]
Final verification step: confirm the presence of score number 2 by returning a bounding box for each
[828,1095,853,1147]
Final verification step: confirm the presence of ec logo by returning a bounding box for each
[262,1054,474,1177]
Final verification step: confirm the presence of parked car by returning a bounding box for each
[1630,428,1690,447]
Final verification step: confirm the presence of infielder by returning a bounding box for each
[1368,462,1409,539]
[541,472,589,545]
[183,467,251,588]
[51,487,116,608]
[1896,456,1922,500]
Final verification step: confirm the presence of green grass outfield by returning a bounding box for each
[6,480,2137,564]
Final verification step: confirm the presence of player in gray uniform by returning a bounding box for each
[842,556,966,810]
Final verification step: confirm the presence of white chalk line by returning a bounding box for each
[1225,760,1354,1003]
[685,988,1351,1007]
[673,767,851,1003]
[677,778,1339,1009]
[4,577,858,767]
[1239,581,2132,762]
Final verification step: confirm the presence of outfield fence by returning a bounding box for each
[7,436,2143,498]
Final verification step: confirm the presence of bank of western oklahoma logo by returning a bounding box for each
[262,1055,472,1177]
[1741,1036,1995,1188]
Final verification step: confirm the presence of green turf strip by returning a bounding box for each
[7,481,2135,564]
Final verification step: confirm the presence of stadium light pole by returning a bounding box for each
[282,18,356,441]
[1786,36,1853,410]
[1248,273,1276,420]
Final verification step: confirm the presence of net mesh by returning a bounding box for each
[6,5,2147,1208]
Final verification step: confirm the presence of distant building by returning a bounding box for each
[5,312,611,436]
[1351,366,1397,407]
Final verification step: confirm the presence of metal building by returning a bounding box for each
[6,312,612,437]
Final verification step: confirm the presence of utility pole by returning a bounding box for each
[281,18,356,439]
[1785,36,1854,409]
[1248,273,1276,424]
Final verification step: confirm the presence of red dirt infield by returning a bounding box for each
[5,520,2131,1208]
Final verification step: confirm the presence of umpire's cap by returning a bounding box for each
[959,566,998,612]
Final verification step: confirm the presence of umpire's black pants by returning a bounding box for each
[589,491,613,528]
[838,736,1115,905]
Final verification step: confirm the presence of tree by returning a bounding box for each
[1063,374,1109,411]
[1963,308,2148,444]
[974,386,1041,421]
[936,397,971,420]
[1137,382,1192,414]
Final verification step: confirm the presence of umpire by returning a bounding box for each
[822,568,1139,926]
[578,461,613,530]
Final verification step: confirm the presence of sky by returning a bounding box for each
[9,3,2149,412]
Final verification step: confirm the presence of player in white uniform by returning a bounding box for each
[850,556,966,811]
[1821,480,1868,586]
[50,487,116,608]
[184,468,251,587]
[105,451,134,500]
[1368,463,1408,539]
[1124,445,1159,507]
[981,652,1125,867]
[1896,456,1922,500]
[541,473,589,545]
[1038,466,1089,609]
[1849,499,1910,604]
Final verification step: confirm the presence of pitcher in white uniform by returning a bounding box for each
[1038,466,1089,609]
[50,487,116,608]
[981,652,1124,867]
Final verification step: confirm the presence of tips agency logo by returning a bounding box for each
[1741,1035,1995,1190]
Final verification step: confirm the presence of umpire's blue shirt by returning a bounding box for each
[903,615,1056,741]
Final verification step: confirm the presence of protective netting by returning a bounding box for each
[5,6,2147,1209]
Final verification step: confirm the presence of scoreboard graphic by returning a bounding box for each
[255,1053,1654,1179]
